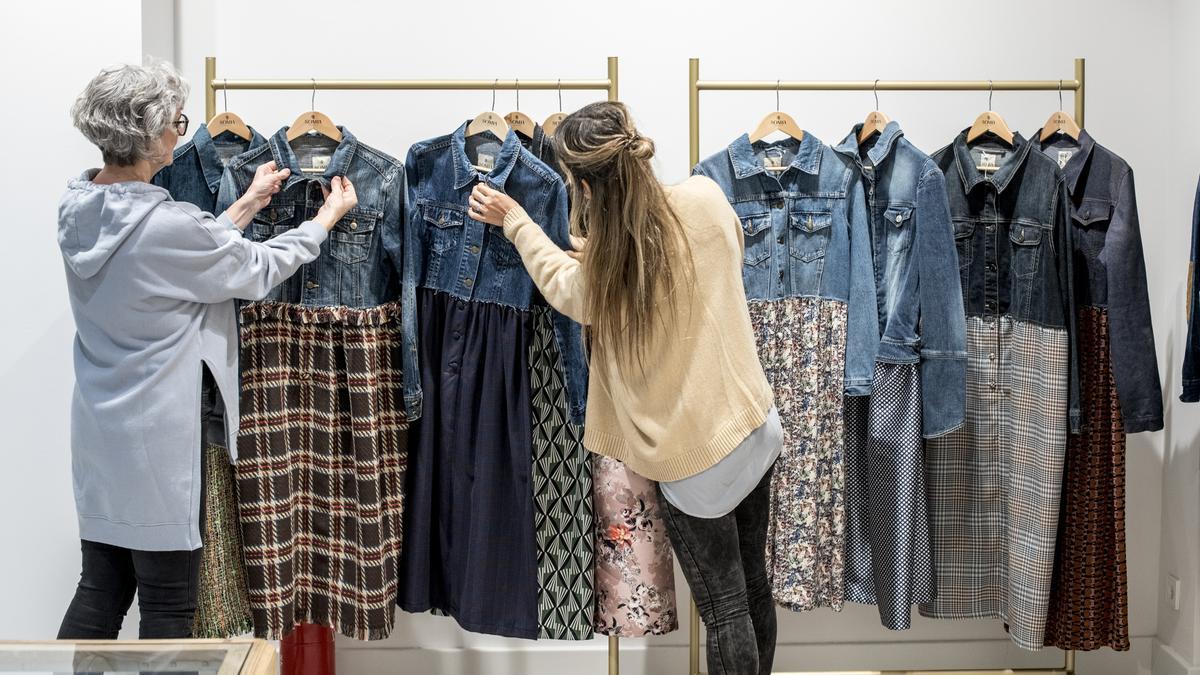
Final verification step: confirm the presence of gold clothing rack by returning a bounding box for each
[684,56,1085,675]
[202,54,623,675]
[204,56,619,120]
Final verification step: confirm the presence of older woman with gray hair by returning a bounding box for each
[57,60,356,639]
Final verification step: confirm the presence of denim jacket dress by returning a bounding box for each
[152,124,267,214]
[215,126,420,418]
[1185,175,1200,402]
[1034,130,1163,431]
[833,122,967,436]
[693,132,878,394]
[933,130,1081,431]
[404,122,586,422]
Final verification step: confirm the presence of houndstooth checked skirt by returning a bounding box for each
[235,301,409,641]
[920,316,1069,650]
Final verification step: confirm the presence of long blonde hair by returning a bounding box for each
[553,101,691,367]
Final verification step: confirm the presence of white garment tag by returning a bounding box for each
[1057,150,1074,169]
[978,151,999,172]
[477,153,496,171]
[311,155,330,172]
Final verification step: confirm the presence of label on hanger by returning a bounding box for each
[311,155,331,172]
[1057,150,1074,169]
[477,153,496,171]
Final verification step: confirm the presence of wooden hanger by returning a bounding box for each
[966,80,1015,146]
[505,79,537,139]
[858,80,891,144]
[207,80,252,141]
[467,79,511,139]
[542,80,567,137]
[1040,80,1081,142]
[286,79,342,143]
[749,81,804,156]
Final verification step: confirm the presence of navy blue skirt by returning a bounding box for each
[399,289,539,638]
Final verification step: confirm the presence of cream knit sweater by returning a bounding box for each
[501,174,773,482]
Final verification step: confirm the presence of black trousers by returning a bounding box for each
[658,467,777,675]
[58,367,220,640]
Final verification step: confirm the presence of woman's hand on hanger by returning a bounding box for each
[469,184,521,227]
[314,176,358,232]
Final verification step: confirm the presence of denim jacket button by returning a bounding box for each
[305,281,318,289]
[895,214,903,224]
[463,278,474,287]
[350,220,358,230]
[470,245,480,254]
[777,237,784,245]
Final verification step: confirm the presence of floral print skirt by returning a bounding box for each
[592,455,679,637]
[749,297,848,612]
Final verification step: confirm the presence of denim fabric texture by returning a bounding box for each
[152,124,267,214]
[658,467,777,675]
[404,121,586,422]
[693,132,879,394]
[833,121,967,437]
[1181,174,1200,402]
[933,130,1081,430]
[216,126,421,418]
[1034,130,1163,430]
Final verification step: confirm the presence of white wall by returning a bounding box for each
[1155,0,1200,673]
[0,0,146,641]
[0,1,1193,673]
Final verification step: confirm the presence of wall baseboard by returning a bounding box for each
[1154,640,1200,675]
[337,636,1153,675]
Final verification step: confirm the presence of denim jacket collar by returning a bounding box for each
[450,121,522,191]
[727,132,823,179]
[832,120,904,168]
[1048,129,1096,194]
[193,124,266,192]
[268,125,359,190]
[951,128,1034,195]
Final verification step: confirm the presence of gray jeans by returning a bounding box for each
[657,466,777,675]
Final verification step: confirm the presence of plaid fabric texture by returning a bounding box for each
[193,443,254,638]
[235,301,409,641]
[921,316,1068,650]
[750,297,848,612]
[1044,307,1131,651]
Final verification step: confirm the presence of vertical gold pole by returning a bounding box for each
[608,56,619,101]
[689,58,700,169]
[1074,57,1085,128]
[205,56,216,122]
[689,600,701,675]
[607,635,619,675]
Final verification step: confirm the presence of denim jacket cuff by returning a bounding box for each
[1182,379,1200,403]
[1122,414,1164,434]
[844,378,872,397]
[404,391,423,422]
[1069,409,1083,435]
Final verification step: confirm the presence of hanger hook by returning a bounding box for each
[515,78,520,112]
[873,79,880,111]
[557,79,563,112]
[776,79,781,112]
[492,79,498,112]
[311,78,316,112]
[1058,79,1064,111]
[988,79,993,111]
[223,79,229,113]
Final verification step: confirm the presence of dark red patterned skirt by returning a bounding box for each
[1043,306,1130,651]
[235,301,409,641]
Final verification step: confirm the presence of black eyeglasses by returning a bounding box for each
[174,113,189,137]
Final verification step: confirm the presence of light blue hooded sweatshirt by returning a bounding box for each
[58,169,327,551]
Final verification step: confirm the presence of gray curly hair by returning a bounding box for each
[71,60,189,167]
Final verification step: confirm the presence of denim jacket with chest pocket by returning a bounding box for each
[693,132,879,395]
[215,126,420,418]
[833,122,967,437]
[152,124,267,214]
[1034,130,1163,431]
[404,122,587,423]
[933,130,1081,432]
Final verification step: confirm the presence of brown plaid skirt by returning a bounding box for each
[235,301,409,641]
